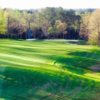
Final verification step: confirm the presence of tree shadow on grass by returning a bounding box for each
[1,66,99,100]
[1,66,69,100]
[53,55,98,74]
[0,47,99,76]
[10,39,25,41]
[68,51,100,60]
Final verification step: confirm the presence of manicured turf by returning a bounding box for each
[0,39,100,100]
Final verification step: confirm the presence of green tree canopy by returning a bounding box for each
[0,8,7,34]
[47,27,58,35]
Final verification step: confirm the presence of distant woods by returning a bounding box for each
[0,7,100,46]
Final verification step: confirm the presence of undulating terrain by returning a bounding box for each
[0,39,100,100]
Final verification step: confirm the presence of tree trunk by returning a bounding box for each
[33,32,35,38]
[7,17,10,39]
[28,22,31,39]
[25,32,27,39]
[7,33,9,39]
[98,33,100,46]
[63,34,64,39]
[60,33,62,39]
[56,34,58,39]
[48,35,49,39]
[20,34,22,39]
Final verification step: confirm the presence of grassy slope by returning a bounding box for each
[0,39,100,100]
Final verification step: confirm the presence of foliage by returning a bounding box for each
[79,13,91,40]
[0,8,7,34]
[54,20,62,27]
[57,22,67,33]
[88,31,98,45]
[47,27,58,35]
[0,7,82,39]
[79,9,100,46]
[41,19,51,36]
[89,9,100,46]
[1,7,100,41]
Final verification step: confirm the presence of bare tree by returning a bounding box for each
[22,11,35,38]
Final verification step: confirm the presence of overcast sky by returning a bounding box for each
[0,0,100,10]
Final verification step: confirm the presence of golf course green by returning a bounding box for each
[0,39,100,100]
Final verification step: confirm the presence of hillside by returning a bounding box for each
[0,39,100,100]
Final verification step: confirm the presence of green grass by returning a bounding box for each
[0,39,100,100]
[43,39,87,45]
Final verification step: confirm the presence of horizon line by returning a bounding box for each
[0,6,99,10]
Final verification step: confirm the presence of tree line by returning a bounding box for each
[80,9,100,46]
[0,7,100,46]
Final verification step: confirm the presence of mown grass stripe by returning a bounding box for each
[0,66,6,98]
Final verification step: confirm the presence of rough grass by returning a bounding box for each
[0,39,100,100]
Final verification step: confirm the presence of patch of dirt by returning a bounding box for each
[91,73,96,74]
[90,65,100,71]
[59,78,82,100]
[40,77,70,100]
[67,78,82,97]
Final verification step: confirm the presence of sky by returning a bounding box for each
[0,0,100,10]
